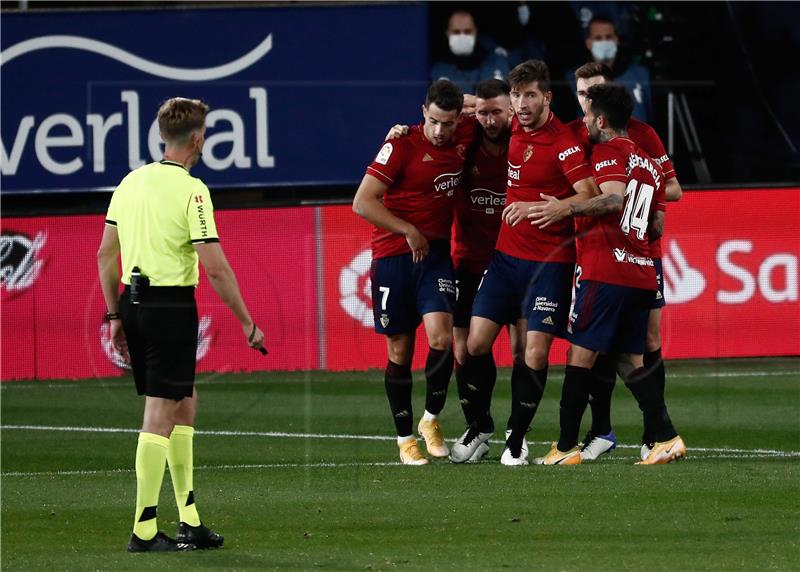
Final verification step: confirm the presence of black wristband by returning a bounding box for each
[105,312,121,321]
[248,323,257,343]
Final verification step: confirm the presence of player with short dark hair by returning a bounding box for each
[352,80,477,465]
[98,97,266,552]
[566,62,683,461]
[530,83,685,465]
[456,60,600,466]
[448,78,520,463]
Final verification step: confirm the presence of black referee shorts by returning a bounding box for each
[119,286,198,401]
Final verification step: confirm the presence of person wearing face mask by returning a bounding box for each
[430,9,510,94]
[566,17,652,123]
[98,97,266,552]
[495,2,548,68]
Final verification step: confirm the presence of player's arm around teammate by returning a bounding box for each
[353,80,472,465]
[536,84,684,466]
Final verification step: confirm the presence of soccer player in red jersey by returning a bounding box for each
[352,80,477,465]
[457,60,600,466]
[565,62,684,461]
[531,83,685,465]
[449,79,521,463]
[381,80,521,464]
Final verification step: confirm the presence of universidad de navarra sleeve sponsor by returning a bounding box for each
[188,185,219,244]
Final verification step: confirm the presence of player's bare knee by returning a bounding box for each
[466,335,491,356]
[524,345,548,370]
[454,344,468,366]
[646,329,661,352]
[388,346,412,364]
[428,332,452,351]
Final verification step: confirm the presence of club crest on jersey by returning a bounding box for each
[422,153,434,162]
[523,145,534,162]
[472,165,480,175]
[380,313,390,328]
[456,144,466,159]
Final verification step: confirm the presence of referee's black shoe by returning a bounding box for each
[177,522,224,549]
[128,531,195,552]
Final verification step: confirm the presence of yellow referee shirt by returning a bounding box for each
[105,160,219,287]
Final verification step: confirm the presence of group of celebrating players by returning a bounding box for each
[352,58,687,467]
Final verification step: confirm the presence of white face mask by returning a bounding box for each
[591,40,618,62]
[449,33,476,57]
[517,4,531,26]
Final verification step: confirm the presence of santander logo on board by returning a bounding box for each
[663,239,797,305]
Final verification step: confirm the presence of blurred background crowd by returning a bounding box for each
[3,1,799,188]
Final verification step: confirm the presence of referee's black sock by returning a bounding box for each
[465,352,496,433]
[557,366,593,451]
[507,364,548,452]
[424,347,453,416]
[589,354,617,435]
[624,366,677,444]
[385,360,413,437]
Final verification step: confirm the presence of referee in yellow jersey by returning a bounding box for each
[97,97,266,553]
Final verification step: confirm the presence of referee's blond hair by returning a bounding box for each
[158,97,209,146]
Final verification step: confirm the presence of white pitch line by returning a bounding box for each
[670,370,800,379]
[2,424,799,458]
[1,369,797,390]
[2,461,402,478]
[4,451,798,478]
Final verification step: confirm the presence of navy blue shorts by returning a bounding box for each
[453,266,483,329]
[471,251,574,336]
[567,280,653,355]
[370,240,456,335]
[651,258,666,309]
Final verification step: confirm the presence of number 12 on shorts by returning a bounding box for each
[620,179,654,240]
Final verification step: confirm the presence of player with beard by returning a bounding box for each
[564,62,683,461]
[353,80,477,465]
[448,79,522,464]
[456,60,599,466]
[530,83,685,465]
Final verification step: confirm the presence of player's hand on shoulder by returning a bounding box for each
[385,124,409,140]
[528,194,567,228]
[404,226,429,263]
[462,94,477,115]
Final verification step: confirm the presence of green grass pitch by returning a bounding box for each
[2,358,799,571]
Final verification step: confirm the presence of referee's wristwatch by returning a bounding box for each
[105,311,121,321]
